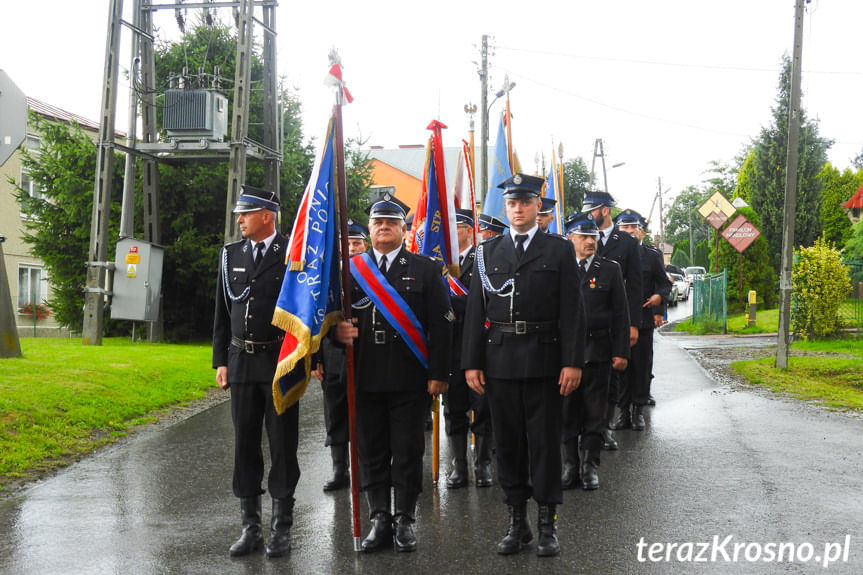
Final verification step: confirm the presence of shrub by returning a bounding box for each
[792,237,850,339]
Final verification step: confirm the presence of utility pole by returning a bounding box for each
[776,0,807,369]
[478,34,489,207]
[120,0,141,240]
[657,177,665,247]
[590,138,608,193]
[224,0,255,242]
[82,0,123,346]
[688,194,694,264]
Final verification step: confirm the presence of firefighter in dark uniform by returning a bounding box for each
[537,197,557,233]
[562,213,630,491]
[334,196,452,553]
[312,220,367,492]
[477,213,507,240]
[445,209,494,489]
[212,185,298,558]
[580,190,643,450]
[463,174,586,557]
[612,209,671,431]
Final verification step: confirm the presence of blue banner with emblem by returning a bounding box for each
[271,120,342,415]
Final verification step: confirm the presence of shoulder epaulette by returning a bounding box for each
[480,234,504,245]
[225,238,245,248]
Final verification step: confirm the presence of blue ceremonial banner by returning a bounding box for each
[545,159,560,234]
[481,113,512,226]
[271,121,342,415]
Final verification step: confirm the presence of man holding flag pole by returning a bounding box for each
[334,193,452,553]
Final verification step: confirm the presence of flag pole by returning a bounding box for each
[330,57,362,552]
[463,139,478,246]
[505,97,514,174]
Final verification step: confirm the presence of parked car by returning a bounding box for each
[669,272,689,302]
[684,266,706,287]
[667,274,679,307]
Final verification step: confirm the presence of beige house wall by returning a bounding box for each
[1,109,102,337]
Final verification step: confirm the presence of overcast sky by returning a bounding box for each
[3,0,862,221]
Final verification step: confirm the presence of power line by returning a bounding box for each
[496,45,863,76]
[499,66,753,138]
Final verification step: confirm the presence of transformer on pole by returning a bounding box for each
[83,0,281,345]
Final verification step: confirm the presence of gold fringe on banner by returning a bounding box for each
[270,308,344,415]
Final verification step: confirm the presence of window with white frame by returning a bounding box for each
[17,265,48,312]
[20,168,45,202]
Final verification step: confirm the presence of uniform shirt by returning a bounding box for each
[213,233,288,383]
[351,247,452,392]
[508,224,539,252]
[462,231,586,380]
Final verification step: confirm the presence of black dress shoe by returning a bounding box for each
[497,503,532,555]
[647,395,656,406]
[474,435,495,487]
[361,512,393,553]
[601,428,619,451]
[581,461,599,490]
[265,498,294,558]
[611,408,632,430]
[393,514,417,552]
[536,504,560,557]
[631,405,646,431]
[446,434,469,488]
[229,496,264,557]
[560,440,580,490]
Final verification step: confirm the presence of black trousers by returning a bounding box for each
[485,376,562,505]
[230,381,300,500]
[619,327,654,408]
[321,380,349,446]
[562,361,611,454]
[356,390,430,494]
[443,370,493,437]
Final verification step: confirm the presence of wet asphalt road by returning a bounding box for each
[1,301,862,574]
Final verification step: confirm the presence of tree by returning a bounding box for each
[694,239,710,269]
[15,19,321,339]
[664,186,711,246]
[561,156,592,215]
[748,55,832,273]
[670,243,691,268]
[818,162,862,247]
[14,114,124,331]
[150,20,317,339]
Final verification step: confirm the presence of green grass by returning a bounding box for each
[726,308,779,334]
[673,307,779,335]
[0,337,215,489]
[730,336,863,411]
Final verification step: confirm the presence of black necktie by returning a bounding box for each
[579,259,588,273]
[379,254,388,274]
[254,242,265,265]
[515,234,528,258]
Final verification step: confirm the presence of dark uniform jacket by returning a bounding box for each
[451,246,476,372]
[213,234,288,383]
[596,226,643,330]
[351,246,452,392]
[579,256,630,364]
[462,230,586,379]
[637,244,673,329]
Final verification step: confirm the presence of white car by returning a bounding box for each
[684,266,706,287]
[669,273,689,302]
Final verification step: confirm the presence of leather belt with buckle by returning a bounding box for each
[488,320,558,335]
[231,336,283,354]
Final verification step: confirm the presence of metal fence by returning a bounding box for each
[691,270,727,333]
[840,261,863,328]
